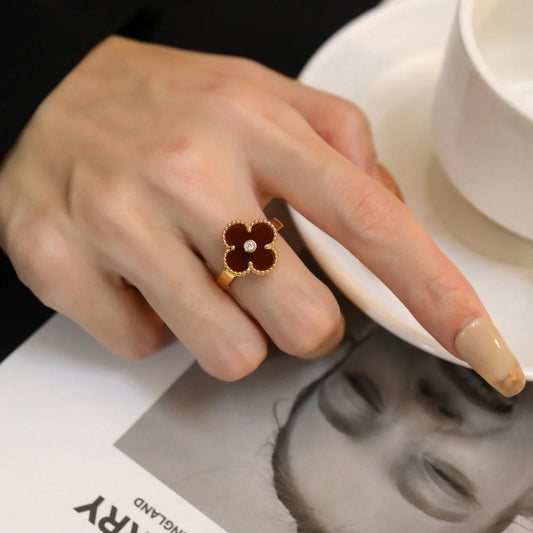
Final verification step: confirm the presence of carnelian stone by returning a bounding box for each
[224,223,248,246]
[226,249,250,273]
[252,248,275,271]
[250,222,274,246]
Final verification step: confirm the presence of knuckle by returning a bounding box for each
[318,95,368,131]
[145,144,219,220]
[335,99,371,133]
[310,96,376,168]
[340,105,375,153]
[202,77,262,126]
[144,140,206,201]
[10,216,71,307]
[204,336,267,382]
[419,269,471,310]
[209,74,252,98]
[76,176,139,243]
[278,290,341,357]
[338,181,402,244]
[117,321,167,361]
[322,96,373,136]
[225,55,265,75]
[143,139,236,224]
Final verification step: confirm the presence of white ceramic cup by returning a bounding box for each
[432,0,533,241]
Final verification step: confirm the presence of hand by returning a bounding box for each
[0,36,523,394]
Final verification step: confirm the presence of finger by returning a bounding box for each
[177,51,378,171]
[247,116,525,397]
[10,220,167,359]
[57,273,170,360]
[262,75,378,172]
[213,58,403,196]
[185,212,346,361]
[66,139,271,381]
[50,164,268,380]
[116,231,269,382]
[131,127,345,363]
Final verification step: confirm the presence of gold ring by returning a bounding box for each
[216,218,283,290]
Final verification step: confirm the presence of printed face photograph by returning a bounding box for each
[116,328,533,533]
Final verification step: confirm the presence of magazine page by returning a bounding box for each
[0,315,222,533]
[1,304,532,532]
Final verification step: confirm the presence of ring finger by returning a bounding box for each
[180,197,345,362]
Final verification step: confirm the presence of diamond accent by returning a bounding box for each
[243,239,257,253]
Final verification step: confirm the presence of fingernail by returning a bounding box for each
[455,317,525,397]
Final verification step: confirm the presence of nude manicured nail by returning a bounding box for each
[455,317,525,397]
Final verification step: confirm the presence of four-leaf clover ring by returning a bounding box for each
[215,218,283,290]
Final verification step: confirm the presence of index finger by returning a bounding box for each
[252,118,525,397]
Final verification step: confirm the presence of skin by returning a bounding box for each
[0,36,491,380]
[283,333,533,532]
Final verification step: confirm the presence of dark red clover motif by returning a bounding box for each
[223,220,277,275]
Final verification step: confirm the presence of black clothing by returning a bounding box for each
[0,0,378,360]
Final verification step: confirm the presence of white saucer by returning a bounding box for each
[291,0,533,377]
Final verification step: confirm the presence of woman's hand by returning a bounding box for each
[0,36,523,394]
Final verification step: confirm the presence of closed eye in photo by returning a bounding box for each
[422,456,478,505]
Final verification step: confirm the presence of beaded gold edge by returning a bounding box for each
[221,218,279,277]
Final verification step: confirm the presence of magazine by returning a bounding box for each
[1,301,532,532]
